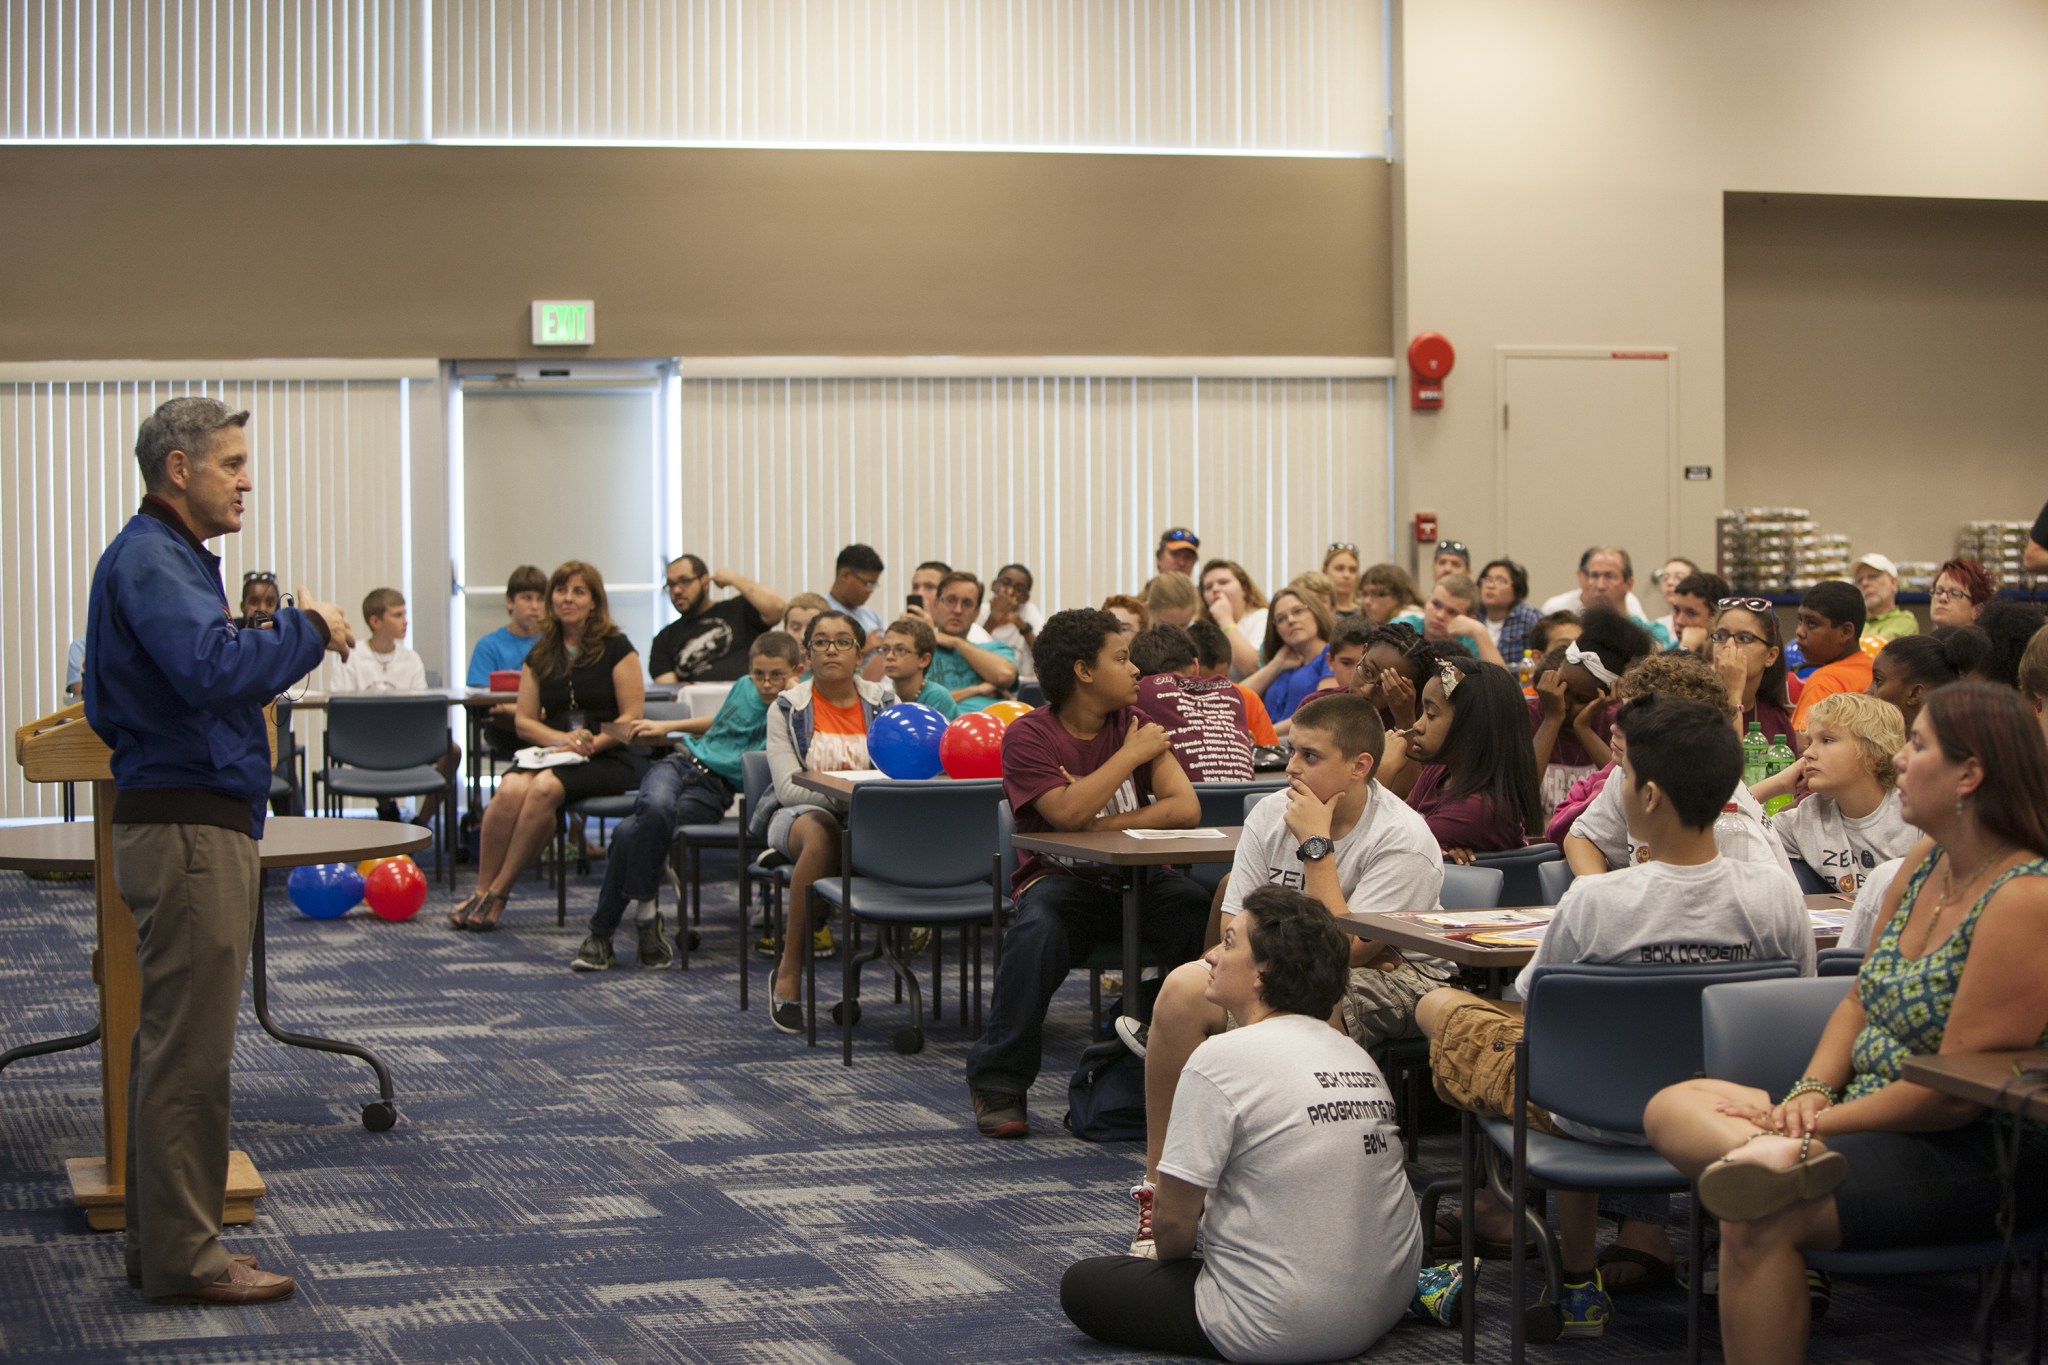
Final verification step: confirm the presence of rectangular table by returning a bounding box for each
[1008,827,1241,993]
[1901,1051,2048,1122]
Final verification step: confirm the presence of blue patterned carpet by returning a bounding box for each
[0,839,2013,1363]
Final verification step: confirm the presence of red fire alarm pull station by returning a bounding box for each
[1408,332,1455,410]
[1414,511,1439,543]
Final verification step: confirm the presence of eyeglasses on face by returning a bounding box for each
[809,636,861,653]
[1709,629,1770,649]
[936,594,981,612]
[1930,585,1971,603]
[665,573,703,590]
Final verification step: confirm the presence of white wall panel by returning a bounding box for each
[0,376,409,820]
[675,374,1391,623]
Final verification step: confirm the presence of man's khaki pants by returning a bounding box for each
[112,823,260,1296]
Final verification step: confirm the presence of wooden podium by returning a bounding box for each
[11,703,269,1229]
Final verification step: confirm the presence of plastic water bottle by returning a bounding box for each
[1741,722,1768,788]
[1764,734,1796,816]
[1713,802,1746,853]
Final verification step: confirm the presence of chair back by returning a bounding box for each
[1536,858,1575,906]
[1439,864,1505,910]
[741,750,772,820]
[1786,856,1833,895]
[642,699,693,724]
[1816,946,1865,978]
[1192,779,1285,826]
[425,669,444,688]
[1522,961,1801,1134]
[1702,976,1855,1097]
[1015,680,1046,708]
[997,799,1018,890]
[325,696,450,769]
[1473,841,1562,906]
[847,780,1004,888]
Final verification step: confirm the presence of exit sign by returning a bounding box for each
[531,300,595,346]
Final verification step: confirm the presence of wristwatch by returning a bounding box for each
[1296,836,1335,863]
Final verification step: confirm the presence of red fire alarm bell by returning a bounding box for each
[1408,332,1455,410]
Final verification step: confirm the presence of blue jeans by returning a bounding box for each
[588,754,732,938]
[965,869,1210,1096]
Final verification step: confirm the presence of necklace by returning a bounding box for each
[1914,844,2014,957]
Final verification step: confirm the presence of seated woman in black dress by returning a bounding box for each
[454,559,645,930]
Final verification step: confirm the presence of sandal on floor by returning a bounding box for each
[1698,1140,1847,1224]
[1596,1242,1676,1294]
[1430,1211,1518,1261]
[449,891,487,930]
[467,891,511,933]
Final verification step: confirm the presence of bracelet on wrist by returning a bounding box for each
[1781,1077,1839,1106]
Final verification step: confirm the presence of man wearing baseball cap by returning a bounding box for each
[1852,553,1919,641]
[1155,527,1200,578]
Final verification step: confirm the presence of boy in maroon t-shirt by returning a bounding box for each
[967,609,1208,1140]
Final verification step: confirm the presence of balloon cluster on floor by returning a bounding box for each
[868,702,1028,780]
[286,857,428,921]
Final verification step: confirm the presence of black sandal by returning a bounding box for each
[449,891,486,930]
[467,890,511,933]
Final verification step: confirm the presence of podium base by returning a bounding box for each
[66,1151,266,1231]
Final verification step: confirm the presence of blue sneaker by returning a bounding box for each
[1411,1261,1465,1328]
[1541,1272,1612,1339]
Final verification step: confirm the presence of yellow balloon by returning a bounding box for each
[357,855,415,878]
[983,700,1033,726]
[1858,633,1886,659]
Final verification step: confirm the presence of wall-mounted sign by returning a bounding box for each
[531,301,594,346]
[1685,465,1713,481]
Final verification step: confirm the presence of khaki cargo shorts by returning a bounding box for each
[1427,998,1559,1136]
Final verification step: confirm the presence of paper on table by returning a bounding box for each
[1123,828,1228,840]
[835,769,891,782]
[1416,909,1554,928]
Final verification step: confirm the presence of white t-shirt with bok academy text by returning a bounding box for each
[1765,788,1916,896]
[1223,782,1444,919]
[1159,1012,1421,1364]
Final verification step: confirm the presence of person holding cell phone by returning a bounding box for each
[454,559,645,932]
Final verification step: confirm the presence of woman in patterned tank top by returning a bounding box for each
[1643,683,2048,1364]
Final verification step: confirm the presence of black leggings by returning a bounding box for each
[1060,1255,1223,1360]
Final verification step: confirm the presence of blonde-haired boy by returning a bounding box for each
[1750,692,1915,895]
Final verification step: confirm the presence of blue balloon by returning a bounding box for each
[867,703,948,779]
[287,862,364,919]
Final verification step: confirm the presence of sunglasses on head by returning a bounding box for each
[1159,528,1199,548]
[1435,541,1470,559]
[1716,596,1779,635]
[1326,541,1359,554]
[242,570,276,585]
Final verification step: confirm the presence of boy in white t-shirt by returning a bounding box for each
[1751,692,1915,896]
[1061,886,1421,1364]
[1418,695,1815,1338]
[330,588,458,825]
[1127,693,1444,1252]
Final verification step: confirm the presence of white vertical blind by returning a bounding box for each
[2,0,421,140]
[0,376,409,820]
[5,0,1384,152]
[674,375,1391,622]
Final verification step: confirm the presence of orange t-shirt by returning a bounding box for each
[1234,683,1280,747]
[807,693,872,772]
[1790,651,1874,733]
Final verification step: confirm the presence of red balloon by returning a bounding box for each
[363,857,429,921]
[938,713,1006,779]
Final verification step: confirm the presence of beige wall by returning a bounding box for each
[1726,193,2048,567]
[0,145,1390,361]
[1391,0,2048,604]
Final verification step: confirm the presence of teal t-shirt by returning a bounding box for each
[927,637,1019,713]
[683,679,767,787]
[913,678,961,719]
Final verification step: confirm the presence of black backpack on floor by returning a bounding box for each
[1063,1039,1147,1142]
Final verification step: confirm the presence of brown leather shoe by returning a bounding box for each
[152,1259,295,1305]
[129,1252,257,1289]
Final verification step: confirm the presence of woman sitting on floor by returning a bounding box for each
[1644,682,2048,1365]
[456,560,644,931]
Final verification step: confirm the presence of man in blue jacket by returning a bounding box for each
[86,397,354,1305]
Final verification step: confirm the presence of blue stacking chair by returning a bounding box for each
[737,750,787,1010]
[1537,858,1575,905]
[1440,864,1505,911]
[1187,779,1283,895]
[1816,945,1865,977]
[1701,975,2048,1361]
[1474,842,1562,906]
[1460,960,1800,1363]
[318,695,457,887]
[811,779,1004,1063]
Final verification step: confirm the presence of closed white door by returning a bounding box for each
[1496,350,1678,601]
[457,381,666,666]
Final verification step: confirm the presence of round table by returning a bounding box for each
[0,816,432,1134]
